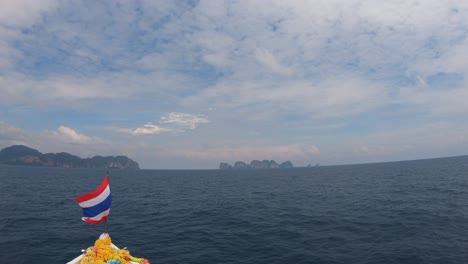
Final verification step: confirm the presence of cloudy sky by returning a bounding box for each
[0,0,467,169]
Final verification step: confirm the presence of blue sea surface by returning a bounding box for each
[1,156,468,264]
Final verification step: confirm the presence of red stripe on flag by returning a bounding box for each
[76,175,109,203]
[83,215,108,224]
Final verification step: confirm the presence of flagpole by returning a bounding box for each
[105,169,109,234]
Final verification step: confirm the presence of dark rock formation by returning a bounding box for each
[233,161,250,169]
[0,145,140,169]
[219,160,294,169]
[279,161,294,168]
[269,160,279,168]
[250,160,267,169]
[219,162,232,169]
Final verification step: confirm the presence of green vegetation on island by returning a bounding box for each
[0,145,140,169]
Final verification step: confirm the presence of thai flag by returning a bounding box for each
[75,175,111,224]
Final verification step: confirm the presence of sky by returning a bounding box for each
[0,0,467,169]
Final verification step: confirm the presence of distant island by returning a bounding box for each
[219,160,294,169]
[0,145,140,169]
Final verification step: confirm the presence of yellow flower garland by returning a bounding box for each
[80,234,149,264]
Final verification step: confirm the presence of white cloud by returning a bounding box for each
[183,74,388,120]
[0,0,59,70]
[0,0,58,27]
[160,112,210,129]
[0,74,111,104]
[0,121,28,146]
[129,123,168,135]
[50,126,92,144]
[121,112,210,136]
[1,0,466,118]
[255,48,293,76]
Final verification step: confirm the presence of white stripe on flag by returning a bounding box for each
[78,185,110,208]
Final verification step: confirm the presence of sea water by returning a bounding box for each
[1,156,468,264]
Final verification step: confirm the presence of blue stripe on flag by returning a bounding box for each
[82,195,112,217]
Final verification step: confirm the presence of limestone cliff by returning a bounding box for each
[219,160,294,169]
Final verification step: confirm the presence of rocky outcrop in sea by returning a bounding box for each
[219,160,294,169]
